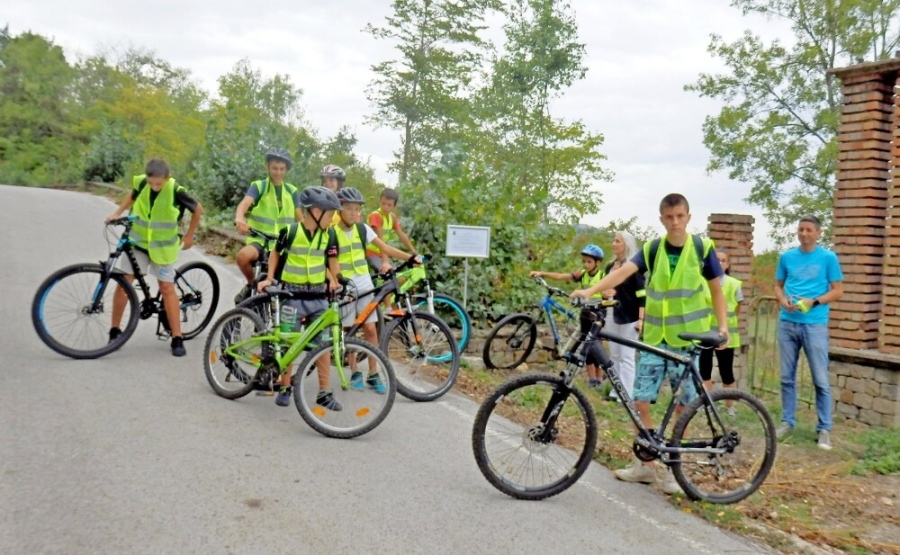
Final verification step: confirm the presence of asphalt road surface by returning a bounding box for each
[0,185,769,554]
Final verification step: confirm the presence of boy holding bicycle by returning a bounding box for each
[572,193,728,495]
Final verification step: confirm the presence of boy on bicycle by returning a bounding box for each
[257,186,344,409]
[530,244,607,388]
[572,193,728,495]
[105,158,203,357]
[233,148,300,304]
[366,188,415,271]
[334,187,420,391]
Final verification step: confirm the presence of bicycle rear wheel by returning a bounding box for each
[203,308,267,400]
[670,389,776,504]
[293,337,396,439]
[482,313,537,370]
[415,294,472,353]
[175,261,220,340]
[31,263,139,359]
[237,292,278,330]
[472,373,597,500]
[380,311,460,402]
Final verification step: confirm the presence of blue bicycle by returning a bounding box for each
[482,276,577,369]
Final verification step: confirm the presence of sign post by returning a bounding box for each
[445,225,491,309]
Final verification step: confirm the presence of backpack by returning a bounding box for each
[252,179,297,209]
[646,235,706,277]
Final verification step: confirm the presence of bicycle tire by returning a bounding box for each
[31,263,140,359]
[203,307,268,400]
[174,261,220,340]
[293,337,396,439]
[482,313,537,370]
[380,311,460,402]
[670,389,776,504]
[237,292,276,330]
[472,373,598,500]
[414,293,472,353]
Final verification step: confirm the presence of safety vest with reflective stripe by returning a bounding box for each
[130,175,181,265]
[704,275,742,348]
[366,209,396,255]
[642,235,713,347]
[246,178,297,245]
[336,224,369,277]
[580,268,605,299]
[280,224,328,286]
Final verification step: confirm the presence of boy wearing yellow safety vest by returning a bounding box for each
[334,187,420,390]
[256,186,343,409]
[530,244,607,388]
[366,188,416,271]
[700,249,742,415]
[106,158,203,357]
[233,148,300,304]
[572,193,729,496]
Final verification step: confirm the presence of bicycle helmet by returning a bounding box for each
[337,187,365,205]
[580,244,604,260]
[299,186,342,211]
[265,148,293,170]
[319,164,346,182]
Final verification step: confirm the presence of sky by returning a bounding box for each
[6,0,796,252]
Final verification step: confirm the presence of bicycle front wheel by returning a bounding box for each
[237,292,276,330]
[203,307,268,400]
[380,311,460,402]
[293,337,396,439]
[31,263,139,359]
[415,294,472,353]
[175,261,220,339]
[482,313,537,370]
[472,373,598,500]
[670,389,776,504]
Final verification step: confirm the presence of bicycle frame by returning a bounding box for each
[533,294,576,346]
[91,217,162,316]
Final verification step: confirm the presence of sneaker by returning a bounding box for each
[366,373,387,394]
[350,372,365,391]
[233,284,251,305]
[817,430,832,451]
[775,422,793,441]
[614,462,655,484]
[725,405,737,418]
[171,336,186,357]
[108,327,122,344]
[316,391,343,412]
[275,387,292,407]
[658,468,683,495]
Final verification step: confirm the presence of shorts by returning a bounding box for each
[367,255,391,274]
[340,290,377,328]
[242,242,265,260]
[116,249,176,282]
[284,297,331,343]
[632,343,698,405]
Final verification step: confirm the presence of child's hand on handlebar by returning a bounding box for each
[256,279,273,293]
[529,271,542,278]
[235,219,250,234]
[379,260,393,274]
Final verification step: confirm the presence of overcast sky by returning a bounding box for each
[7,0,796,252]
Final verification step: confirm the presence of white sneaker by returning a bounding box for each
[817,431,832,450]
[658,468,683,495]
[614,462,655,484]
[725,405,737,418]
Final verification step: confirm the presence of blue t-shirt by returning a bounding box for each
[775,246,843,324]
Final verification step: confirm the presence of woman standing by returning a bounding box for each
[602,231,645,401]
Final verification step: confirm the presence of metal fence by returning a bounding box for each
[746,296,814,407]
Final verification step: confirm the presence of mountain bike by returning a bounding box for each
[236,257,460,402]
[233,228,279,305]
[482,276,578,369]
[203,280,396,439]
[31,216,220,359]
[472,298,776,504]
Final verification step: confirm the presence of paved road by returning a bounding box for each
[0,185,768,554]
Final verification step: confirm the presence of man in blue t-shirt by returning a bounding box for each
[774,215,844,450]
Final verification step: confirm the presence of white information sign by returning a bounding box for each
[446,225,491,259]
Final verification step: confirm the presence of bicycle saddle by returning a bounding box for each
[678,330,727,348]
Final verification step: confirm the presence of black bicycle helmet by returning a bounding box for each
[337,187,365,205]
[299,186,342,211]
[319,164,346,182]
[265,148,293,170]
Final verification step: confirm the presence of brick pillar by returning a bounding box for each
[830,72,893,350]
[707,214,754,388]
[882,75,900,353]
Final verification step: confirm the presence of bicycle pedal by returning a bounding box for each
[255,391,275,397]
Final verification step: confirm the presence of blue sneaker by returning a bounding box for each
[275,387,292,407]
[350,371,365,391]
[366,373,387,394]
[316,391,343,411]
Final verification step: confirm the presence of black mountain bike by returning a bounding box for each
[233,228,278,305]
[472,298,776,504]
[31,216,220,359]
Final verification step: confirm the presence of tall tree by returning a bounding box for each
[364,0,496,183]
[686,0,900,244]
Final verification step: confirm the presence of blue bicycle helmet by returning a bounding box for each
[580,244,604,260]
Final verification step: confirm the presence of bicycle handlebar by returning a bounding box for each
[106,215,136,227]
[248,228,279,243]
[531,275,569,298]
[571,297,619,309]
[371,254,423,281]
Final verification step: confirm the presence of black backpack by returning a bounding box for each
[646,235,706,276]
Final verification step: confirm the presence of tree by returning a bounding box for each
[686,0,900,244]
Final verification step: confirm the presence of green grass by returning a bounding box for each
[849,428,900,475]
